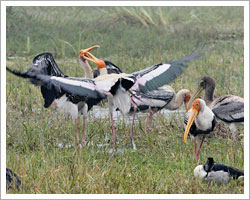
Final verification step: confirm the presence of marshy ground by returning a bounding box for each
[6,6,244,194]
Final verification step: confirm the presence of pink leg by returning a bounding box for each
[51,100,56,107]
[75,119,79,143]
[81,116,86,145]
[193,138,197,160]
[146,110,154,129]
[130,105,137,150]
[110,112,116,147]
[195,136,206,160]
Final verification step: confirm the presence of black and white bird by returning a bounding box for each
[6,168,21,190]
[188,75,244,144]
[91,60,191,128]
[82,50,199,149]
[7,45,129,146]
[194,157,244,184]
[184,98,216,161]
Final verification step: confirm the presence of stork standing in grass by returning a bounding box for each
[81,50,200,150]
[7,53,136,149]
[184,98,216,161]
[7,45,107,145]
[187,75,244,145]
[91,60,191,128]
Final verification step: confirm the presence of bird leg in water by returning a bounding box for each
[75,119,79,144]
[110,112,116,148]
[81,116,86,146]
[130,104,137,150]
[195,136,206,161]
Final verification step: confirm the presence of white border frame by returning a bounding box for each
[1,1,249,199]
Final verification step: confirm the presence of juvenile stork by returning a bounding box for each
[194,157,244,184]
[188,75,244,144]
[81,50,199,150]
[184,99,216,161]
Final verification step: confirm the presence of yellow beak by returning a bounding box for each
[184,108,199,143]
[78,45,100,60]
[187,86,203,111]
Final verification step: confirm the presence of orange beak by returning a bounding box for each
[184,107,199,143]
[78,45,100,59]
[78,45,105,69]
[82,51,106,69]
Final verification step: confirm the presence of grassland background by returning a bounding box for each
[6,6,244,194]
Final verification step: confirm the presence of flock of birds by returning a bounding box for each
[6,45,244,189]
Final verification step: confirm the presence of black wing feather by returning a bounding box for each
[135,54,200,93]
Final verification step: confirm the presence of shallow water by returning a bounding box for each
[89,105,186,125]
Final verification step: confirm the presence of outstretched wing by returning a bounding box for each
[132,54,200,93]
[32,52,65,77]
[7,67,107,104]
[7,52,66,107]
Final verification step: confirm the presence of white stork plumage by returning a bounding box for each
[194,157,244,184]
[80,50,199,150]
[184,98,216,161]
[188,75,244,145]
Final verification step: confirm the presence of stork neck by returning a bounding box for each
[99,67,108,75]
[204,85,214,104]
[167,89,187,110]
[80,60,93,78]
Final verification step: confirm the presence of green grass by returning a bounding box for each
[6,6,244,194]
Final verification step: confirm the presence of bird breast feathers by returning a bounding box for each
[195,106,215,130]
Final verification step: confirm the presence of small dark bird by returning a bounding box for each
[6,168,21,190]
[194,158,244,184]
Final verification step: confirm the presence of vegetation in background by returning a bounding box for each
[6,6,244,194]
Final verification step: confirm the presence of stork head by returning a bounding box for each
[187,76,216,109]
[79,47,106,70]
[184,93,191,112]
[78,45,100,63]
[184,99,202,143]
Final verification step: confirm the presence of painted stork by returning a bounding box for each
[91,61,191,128]
[6,45,110,145]
[188,75,244,144]
[81,50,199,149]
[194,157,244,184]
[131,85,191,128]
[7,54,136,148]
[184,99,216,161]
